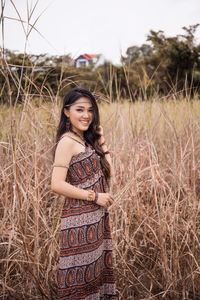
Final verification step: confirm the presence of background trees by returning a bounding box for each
[123,24,200,96]
[1,24,200,103]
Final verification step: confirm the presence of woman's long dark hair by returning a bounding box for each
[55,87,111,184]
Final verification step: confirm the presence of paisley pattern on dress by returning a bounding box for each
[57,145,117,300]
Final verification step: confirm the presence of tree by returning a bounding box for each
[124,44,152,65]
[146,25,200,93]
[124,24,200,95]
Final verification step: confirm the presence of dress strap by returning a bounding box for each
[59,134,86,147]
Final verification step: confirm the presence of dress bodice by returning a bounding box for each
[67,145,106,193]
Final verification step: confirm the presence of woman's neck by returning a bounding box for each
[71,128,84,140]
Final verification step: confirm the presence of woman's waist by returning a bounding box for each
[68,174,106,192]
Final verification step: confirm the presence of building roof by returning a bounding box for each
[75,54,98,61]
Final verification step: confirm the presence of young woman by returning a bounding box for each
[51,87,117,299]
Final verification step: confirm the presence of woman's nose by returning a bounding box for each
[83,111,89,118]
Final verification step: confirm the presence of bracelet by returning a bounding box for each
[103,151,110,155]
[94,192,98,203]
[87,190,95,201]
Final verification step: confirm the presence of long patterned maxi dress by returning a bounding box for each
[57,143,117,299]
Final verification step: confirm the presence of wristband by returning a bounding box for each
[87,190,95,201]
[94,192,98,203]
[103,151,110,155]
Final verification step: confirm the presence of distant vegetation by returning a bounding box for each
[1,25,200,104]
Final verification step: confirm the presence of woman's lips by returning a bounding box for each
[80,120,89,125]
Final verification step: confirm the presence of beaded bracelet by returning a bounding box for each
[87,190,95,201]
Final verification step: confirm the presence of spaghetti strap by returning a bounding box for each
[59,134,86,146]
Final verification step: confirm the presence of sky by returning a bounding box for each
[2,0,200,64]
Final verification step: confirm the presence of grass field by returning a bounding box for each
[1,96,200,299]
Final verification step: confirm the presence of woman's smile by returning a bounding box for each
[80,119,90,126]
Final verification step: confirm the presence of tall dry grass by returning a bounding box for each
[1,2,200,299]
[1,96,200,299]
[106,99,200,299]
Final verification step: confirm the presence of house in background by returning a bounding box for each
[75,54,105,68]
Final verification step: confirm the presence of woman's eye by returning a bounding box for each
[76,109,93,113]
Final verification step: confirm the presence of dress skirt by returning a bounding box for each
[57,145,117,299]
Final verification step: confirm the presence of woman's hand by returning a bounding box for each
[97,125,104,136]
[97,125,105,145]
[96,193,114,208]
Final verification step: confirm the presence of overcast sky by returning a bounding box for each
[2,0,200,63]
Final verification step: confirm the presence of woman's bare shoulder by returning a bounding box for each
[55,134,75,158]
[58,134,75,146]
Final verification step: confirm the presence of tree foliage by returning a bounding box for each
[124,24,200,95]
[1,25,200,103]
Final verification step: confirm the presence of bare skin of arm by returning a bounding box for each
[51,136,113,208]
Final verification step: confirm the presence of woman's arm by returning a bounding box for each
[51,134,114,207]
[51,137,89,200]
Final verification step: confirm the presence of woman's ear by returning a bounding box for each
[64,108,70,118]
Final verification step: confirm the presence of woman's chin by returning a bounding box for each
[79,124,90,131]
[73,125,89,132]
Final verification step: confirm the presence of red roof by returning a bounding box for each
[76,54,97,61]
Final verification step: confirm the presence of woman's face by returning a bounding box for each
[64,97,94,135]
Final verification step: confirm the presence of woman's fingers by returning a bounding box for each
[105,194,114,207]
[109,195,114,203]
[97,125,103,136]
[110,196,114,202]
[98,193,114,208]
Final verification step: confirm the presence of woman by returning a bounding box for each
[51,87,117,299]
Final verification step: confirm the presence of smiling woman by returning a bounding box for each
[51,87,117,299]
[64,97,94,139]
